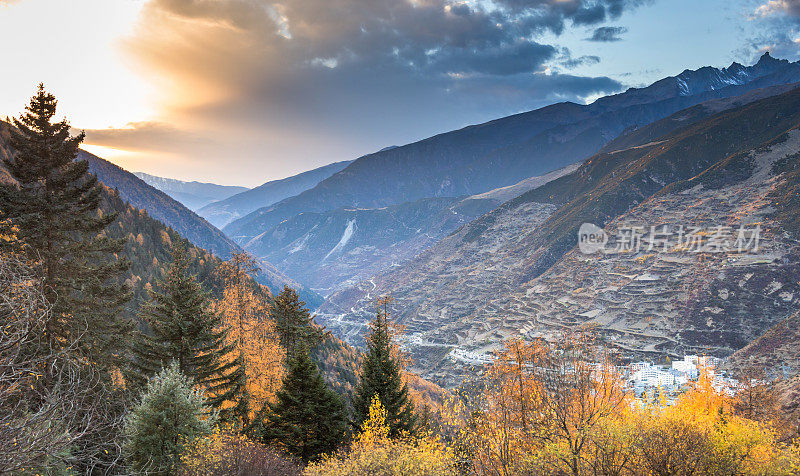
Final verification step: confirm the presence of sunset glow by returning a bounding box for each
[1,0,798,185]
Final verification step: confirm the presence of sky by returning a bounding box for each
[0,0,798,186]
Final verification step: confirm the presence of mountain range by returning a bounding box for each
[318,84,800,384]
[133,172,248,211]
[243,164,579,295]
[9,53,800,388]
[225,52,800,243]
[219,53,800,311]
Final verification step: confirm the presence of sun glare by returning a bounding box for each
[0,0,152,129]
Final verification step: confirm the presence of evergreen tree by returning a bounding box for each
[273,286,324,355]
[261,346,348,463]
[352,303,416,438]
[0,84,130,369]
[123,362,215,475]
[131,242,244,413]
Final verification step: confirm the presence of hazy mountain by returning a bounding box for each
[133,171,248,210]
[319,86,800,383]
[198,160,352,228]
[224,53,800,245]
[86,154,322,307]
[242,164,578,296]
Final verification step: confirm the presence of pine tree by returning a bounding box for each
[261,346,348,463]
[123,362,215,475]
[131,241,243,413]
[0,84,130,369]
[352,302,416,438]
[273,286,324,355]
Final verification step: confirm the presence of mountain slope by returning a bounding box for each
[133,172,248,211]
[225,53,800,244]
[319,86,800,381]
[85,152,242,259]
[198,160,352,228]
[0,121,321,306]
[84,153,321,306]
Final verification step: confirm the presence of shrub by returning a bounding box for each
[180,426,301,476]
[305,396,458,476]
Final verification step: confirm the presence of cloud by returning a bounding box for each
[755,0,800,19]
[746,0,800,62]
[586,26,628,42]
[107,0,652,183]
[559,54,602,68]
[83,122,201,153]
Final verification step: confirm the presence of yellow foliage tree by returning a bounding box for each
[214,253,285,423]
[305,395,459,476]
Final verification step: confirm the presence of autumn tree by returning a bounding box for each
[305,396,459,476]
[214,252,284,425]
[534,331,627,475]
[131,242,242,412]
[455,330,627,476]
[352,300,416,437]
[0,84,130,372]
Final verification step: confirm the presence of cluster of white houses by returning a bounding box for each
[450,348,741,403]
[624,355,739,399]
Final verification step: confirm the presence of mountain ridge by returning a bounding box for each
[198,160,352,228]
[317,86,800,383]
[224,53,800,249]
[0,121,322,307]
[133,171,248,211]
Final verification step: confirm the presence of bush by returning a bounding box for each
[180,426,301,476]
[305,396,458,476]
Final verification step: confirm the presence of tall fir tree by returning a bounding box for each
[131,241,244,414]
[261,346,348,463]
[273,286,324,356]
[0,84,130,369]
[352,301,416,438]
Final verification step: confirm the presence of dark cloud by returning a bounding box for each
[559,55,602,68]
[586,26,628,42]
[82,122,202,153]
[746,1,800,62]
[112,0,651,182]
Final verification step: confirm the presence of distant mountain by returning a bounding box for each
[133,172,248,210]
[319,86,800,383]
[198,160,352,228]
[243,164,578,295]
[86,155,322,307]
[224,53,800,246]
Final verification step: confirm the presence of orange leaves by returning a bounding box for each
[214,252,285,419]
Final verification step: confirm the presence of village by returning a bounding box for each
[449,347,745,404]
